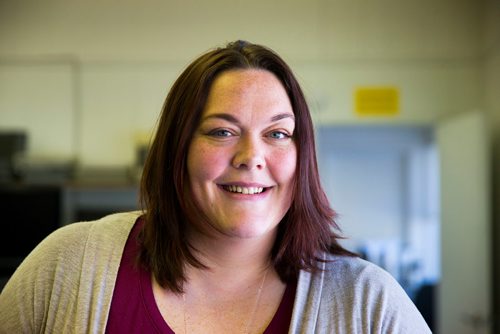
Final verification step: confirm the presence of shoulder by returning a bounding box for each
[46,210,140,245]
[1,211,139,295]
[291,255,431,333]
[16,210,142,288]
[300,255,405,307]
[34,211,140,260]
[321,254,400,292]
[61,211,142,253]
[0,211,141,333]
[318,254,414,311]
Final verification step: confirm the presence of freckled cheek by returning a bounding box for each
[269,146,297,183]
[187,143,229,181]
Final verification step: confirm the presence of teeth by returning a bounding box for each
[225,185,264,195]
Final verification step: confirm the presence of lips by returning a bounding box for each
[222,185,266,195]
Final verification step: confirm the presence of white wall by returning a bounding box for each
[0,0,482,61]
[0,0,486,166]
[0,62,75,158]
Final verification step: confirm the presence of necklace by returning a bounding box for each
[182,266,270,334]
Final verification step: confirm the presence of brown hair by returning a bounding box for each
[139,40,355,293]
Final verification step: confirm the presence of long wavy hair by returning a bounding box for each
[139,40,355,293]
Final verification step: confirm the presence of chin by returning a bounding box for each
[221,221,277,240]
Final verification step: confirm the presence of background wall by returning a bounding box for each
[1,0,499,329]
[0,0,488,166]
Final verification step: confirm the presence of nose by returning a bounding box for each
[231,135,266,170]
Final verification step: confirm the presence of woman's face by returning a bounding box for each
[186,69,297,240]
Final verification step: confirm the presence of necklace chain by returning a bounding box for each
[244,266,269,334]
[182,266,270,334]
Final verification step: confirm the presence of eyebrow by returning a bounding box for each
[202,112,295,124]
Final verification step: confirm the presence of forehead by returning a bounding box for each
[210,69,284,92]
[202,69,292,117]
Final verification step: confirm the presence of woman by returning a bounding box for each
[0,41,431,333]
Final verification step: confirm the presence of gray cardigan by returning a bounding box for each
[0,212,431,333]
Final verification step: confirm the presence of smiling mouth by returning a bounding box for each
[222,185,267,195]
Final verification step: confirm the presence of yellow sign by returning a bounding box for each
[354,87,399,116]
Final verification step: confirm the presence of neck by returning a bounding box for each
[152,225,286,334]
[185,226,277,287]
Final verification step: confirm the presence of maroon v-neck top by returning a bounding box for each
[105,217,296,333]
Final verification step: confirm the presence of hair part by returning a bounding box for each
[139,40,355,293]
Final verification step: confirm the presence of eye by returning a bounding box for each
[268,131,290,140]
[208,129,233,137]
